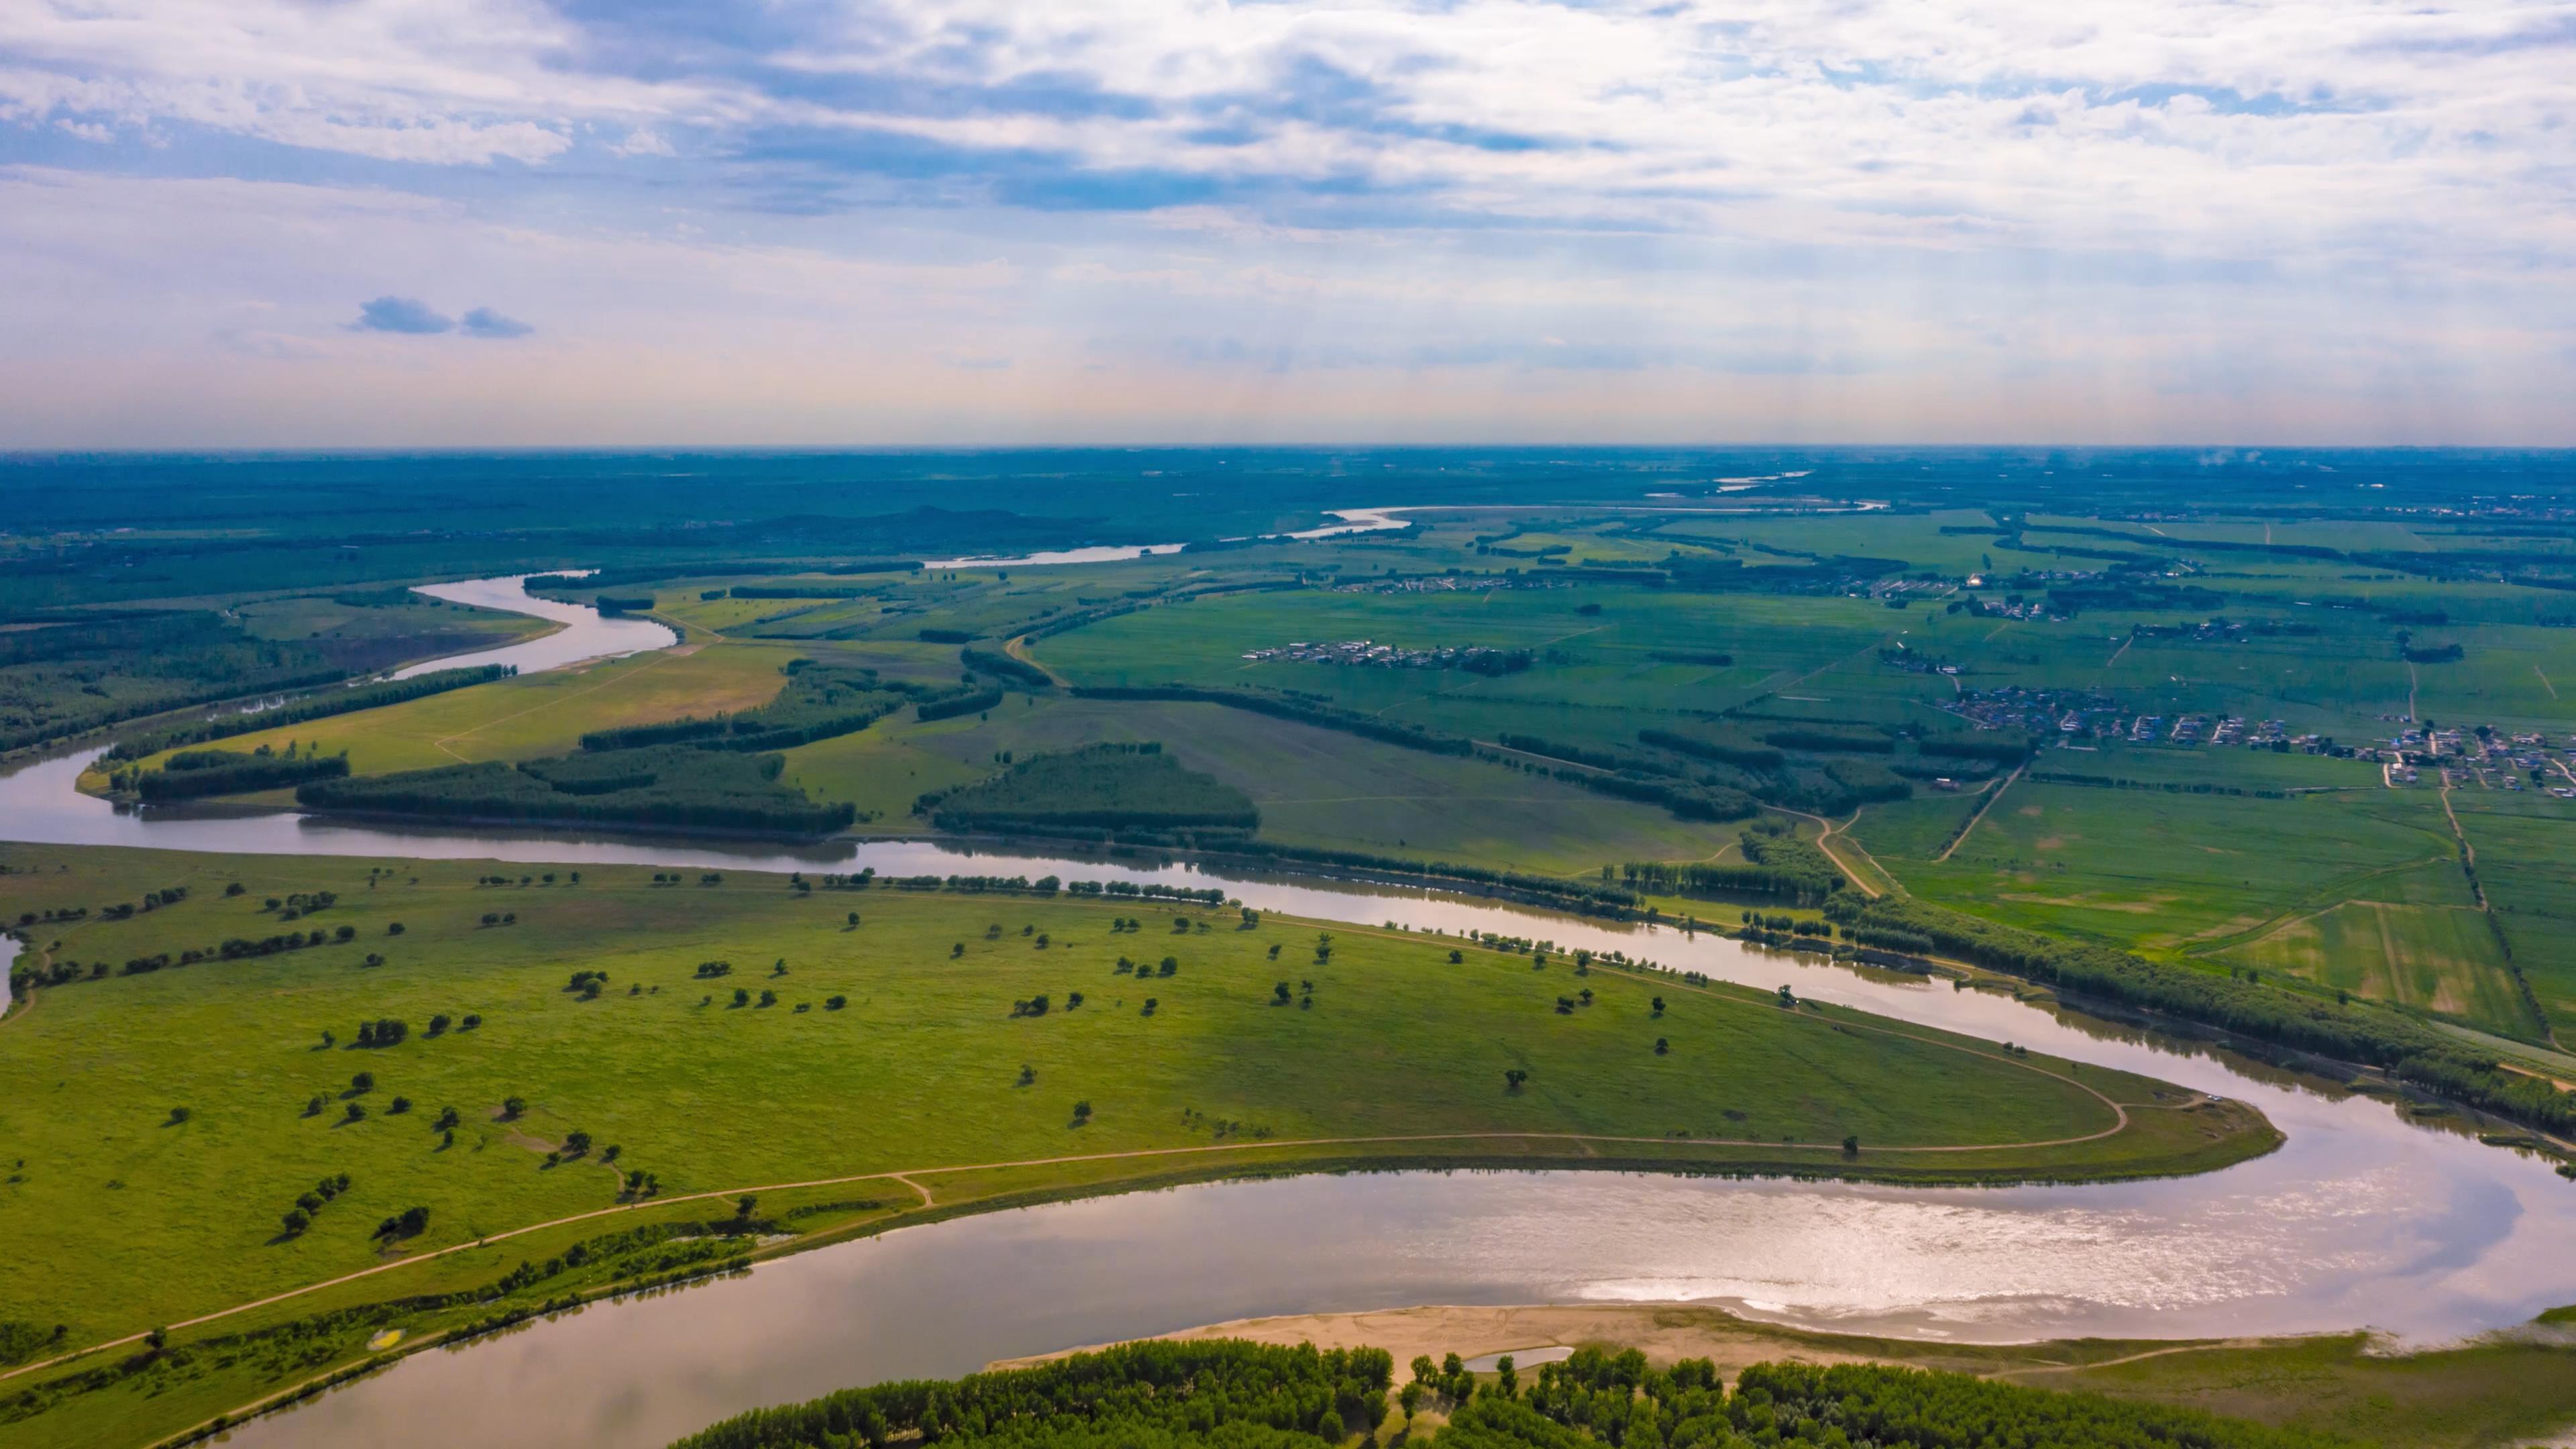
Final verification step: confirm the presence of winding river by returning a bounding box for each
[5,574,2575,1449]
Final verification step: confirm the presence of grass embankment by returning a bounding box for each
[0,842,2272,1448]
[1020,1302,2576,1449]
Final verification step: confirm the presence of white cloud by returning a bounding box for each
[0,3,2571,441]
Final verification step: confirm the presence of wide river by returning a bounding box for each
[3,576,2573,1449]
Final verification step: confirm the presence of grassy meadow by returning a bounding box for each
[0,842,2267,1361]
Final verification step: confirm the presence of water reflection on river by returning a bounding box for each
[219,1137,2566,1449]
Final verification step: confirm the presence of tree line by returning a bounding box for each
[134,747,350,802]
[667,1339,1394,1449]
[298,745,855,837]
[668,1338,2330,1449]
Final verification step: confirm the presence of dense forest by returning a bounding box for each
[0,610,350,753]
[665,1338,2332,1449]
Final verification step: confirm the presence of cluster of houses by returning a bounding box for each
[1939,686,2126,736]
[2370,724,2576,795]
[1242,639,1534,674]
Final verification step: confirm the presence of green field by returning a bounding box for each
[103,641,802,779]
[814,694,1735,873]
[0,840,2273,1449]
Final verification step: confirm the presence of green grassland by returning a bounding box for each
[103,641,802,779]
[64,497,2576,1052]
[805,694,1731,873]
[0,843,2269,1372]
[2048,1326,2576,1449]
[1845,770,2552,1038]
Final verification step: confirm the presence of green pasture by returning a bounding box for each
[103,642,801,780]
[0,842,2266,1352]
[826,694,1733,873]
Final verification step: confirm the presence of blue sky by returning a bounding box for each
[1,0,2570,446]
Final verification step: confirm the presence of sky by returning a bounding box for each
[1,0,2571,448]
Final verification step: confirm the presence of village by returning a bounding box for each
[1242,638,1537,674]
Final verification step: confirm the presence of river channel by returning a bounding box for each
[3,575,2572,1449]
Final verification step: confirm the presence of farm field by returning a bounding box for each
[2448,791,2576,1040]
[1842,763,2561,1040]
[0,841,2271,1448]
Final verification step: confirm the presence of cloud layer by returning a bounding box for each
[1,0,2570,444]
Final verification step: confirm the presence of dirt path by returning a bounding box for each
[1933,763,2023,863]
[2539,665,2560,701]
[1002,635,1067,688]
[1764,806,1882,900]
[2436,783,2559,1049]
[2440,783,2483,907]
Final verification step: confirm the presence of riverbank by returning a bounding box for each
[994,1302,2576,1449]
